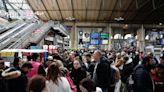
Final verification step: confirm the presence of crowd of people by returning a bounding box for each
[0,47,164,92]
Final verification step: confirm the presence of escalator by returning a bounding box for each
[7,21,43,49]
[0,19,43,50]
[0,23,27,43]
[0,20,23,34]
[29,20,54,44]
[0,20,68,50]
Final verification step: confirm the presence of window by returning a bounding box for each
[124,34,133,39]
[114,34,123,39]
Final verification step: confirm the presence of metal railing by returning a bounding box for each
[7,21,43,49]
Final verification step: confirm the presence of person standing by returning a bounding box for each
[70,57,87,92]
[92,50,111,92]
[46,62,72,92]
[0,59,8,92]
[27,53,46,78]
[2,62,33,92]
[132,56,155,92]
[28,75,47,92]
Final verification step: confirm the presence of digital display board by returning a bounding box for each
[100,33,109,39]
[100,40,109,45]
[90,39,99,44]
[90,33,99,38]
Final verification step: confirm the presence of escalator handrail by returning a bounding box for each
[7,22,41,49]
[0,20,24,34]
[0,23,27,42]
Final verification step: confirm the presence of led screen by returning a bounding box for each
[90,39,99,44]
[90,33,99,38]
[100,40,109,44]
[100,33,109,39]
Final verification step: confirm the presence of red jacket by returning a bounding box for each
[151,67,164,92]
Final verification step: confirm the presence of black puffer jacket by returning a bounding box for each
[1,67,28,92]
[133,65,154,92]
[95,57,111,88]
[70,67,86,92]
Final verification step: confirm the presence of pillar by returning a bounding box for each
[70,23,78,49]
[107,24,113,50]
[74,24,78,49]
[53,33,57,45]
[70,24,75,49]
[137,25,145,52]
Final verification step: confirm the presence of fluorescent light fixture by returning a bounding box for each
[65,17,75,21]
[114,16,124,21]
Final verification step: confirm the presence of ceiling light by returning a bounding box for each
[65,17,75,21]
[159,23,162,26]
[114,16,124,21]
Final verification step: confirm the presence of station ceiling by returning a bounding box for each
[18,0,164,24]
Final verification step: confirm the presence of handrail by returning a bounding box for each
[29,20,54,44]
[0,20,23,33]
[0,22,37,50]
[8,22,42,49]
[0,23,27,42]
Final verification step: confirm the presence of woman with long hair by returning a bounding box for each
[46,62,72,92]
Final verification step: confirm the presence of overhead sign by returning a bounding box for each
[0,52,15,57]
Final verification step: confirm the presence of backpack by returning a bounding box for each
[126,65,139,92]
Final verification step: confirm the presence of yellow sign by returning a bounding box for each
[0,52,15,57]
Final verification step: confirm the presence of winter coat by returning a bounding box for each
[151,66,164,92]
[94,57,111,89]
[1,67,28,92]
[133,65,154,92]
[70,67,86,92]
[121,58,133,83]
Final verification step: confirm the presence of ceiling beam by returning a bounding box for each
[56,0,64,20]
[40,0,52,20]
[136,0,150,10]
[109,0,119,21]
[152,0,156,9]
[142,3,164,23]
[10,9,164,12]
[135,0,139,9]
[123,0,134,19]
[6,0,21,16]
[85,0,88,21]
[26,0,42,19]
[71,0,75,19]
[63,21,164,28]
[2,0,12,21]
[131,0,150,23]
[96,0,103,21]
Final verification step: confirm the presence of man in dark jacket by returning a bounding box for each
[81,53,95,78]
[1,62,33,92]
[133,55,155,92]
[92,50,111,92]
[0,59,8,92]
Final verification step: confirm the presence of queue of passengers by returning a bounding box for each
[0,48,164,92]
